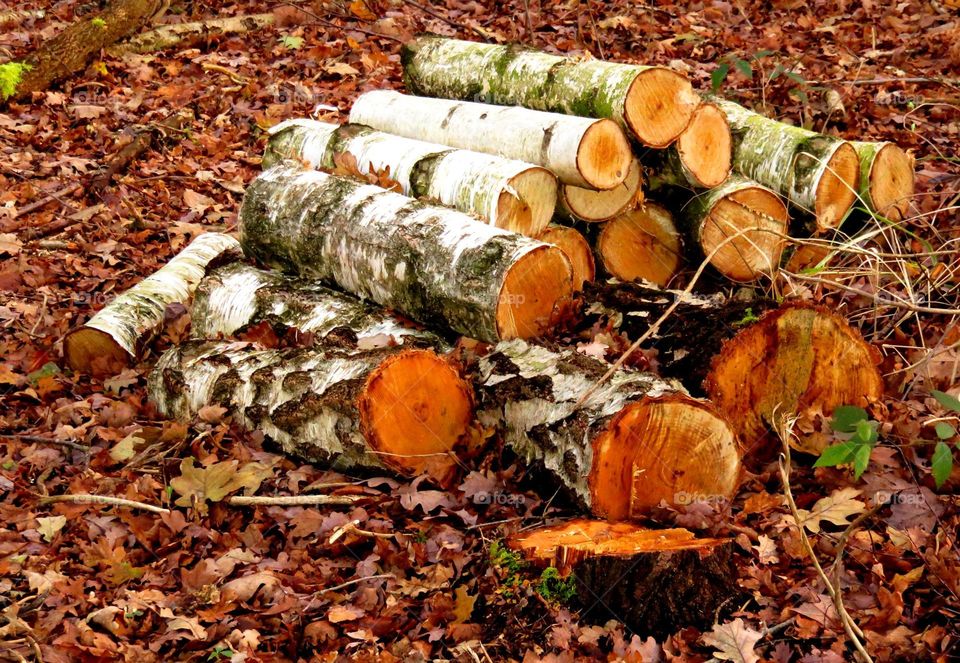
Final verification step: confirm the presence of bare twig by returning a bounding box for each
[227,494,362,507]
[776,419,874,663]
[318,573,394,594]
[0,434,90,452]
[39,493,170,513]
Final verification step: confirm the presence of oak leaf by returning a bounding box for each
[702,618,762,663]
[795,487,866,533]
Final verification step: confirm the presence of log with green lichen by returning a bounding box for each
[400,35,700,148]
[149,340,474,482]
[851,141,914,220]
[715,99,860,232]
[64,232,242,375]
[263,118,557,237]
[349,90,632,190]
[476,339,741,519]
[239,164,573,342]
[673,175,789,282]
[192,262,444,348]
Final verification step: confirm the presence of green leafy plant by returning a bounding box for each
[207,645,234,661]
[0,62,31,101]
[710,51,773,92]
[929,390,960,488]
[536,566,577,603]
[489,539,526,594]
[733,307,759,327]
[814,405,878,479]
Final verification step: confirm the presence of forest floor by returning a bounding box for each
[1,1,959,661]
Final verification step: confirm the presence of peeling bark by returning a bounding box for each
[509,520,738,637]
[239,164,573,342]
[149,340,474,482]
[715,99,860,232]
[264,118,557,236]
[477,340,741,519]
[401,35,700,147]
[64,233,242,375]
[192,262,444,348]
[349,90,632,189]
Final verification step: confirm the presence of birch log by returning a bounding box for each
[852,141,914,220]
[149,341,474,482]
[509,520,737,637]
[593,203,683,287]
[349,90,632,190]
[191,262,443,348]
[401,36,700,147]
[64,233,241,375]
[716,99,860,232]
[537,225,595,291]
[477,340,741,520]
[581,282,884,456]
[239,165,574,342]
[557,158,643,223]
[642,102,732,189]
[263,118,557,236]
[678,176,788,282]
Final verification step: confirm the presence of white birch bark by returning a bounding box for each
[349,90,631,189]
[239,164,572,342]
[64,233,242,372]
[191,262,442,347]
[401,35,699,147]
[264,118,556,236]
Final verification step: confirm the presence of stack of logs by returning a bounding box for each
[63,36,900,636]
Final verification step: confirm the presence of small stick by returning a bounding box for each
[0,434,90,452]
[227,494,362,506]
[329,519,394,544]
[318,573,394,594]
[39,493,170,514]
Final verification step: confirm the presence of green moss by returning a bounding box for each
[91,17,107,28]
[0,62,31,100]
[536,566,577,603]
[489,540,525,587]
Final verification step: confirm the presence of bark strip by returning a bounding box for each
[64,233,242,375]
[239,164,573,342]
[349,90,632,189]
[264,118,557,236]
[401,35,700,147]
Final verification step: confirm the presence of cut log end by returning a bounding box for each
[815,142,860,231]
[497,167,558,236]
[699,184,789,282]
[707,304,884,455]
[64,327,130,375]
[625,68,699,147]
[577,119,634,190]
[677,103,732,188]
[509,519,737,637]
[597,202,682,287]
[868,143,914,220]
[538,225,595,291]
[358,349,473,478]
[560,158,643,222]
[496,246,574,339]
[588,396,741,520]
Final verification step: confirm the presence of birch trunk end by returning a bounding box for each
[595,203,683,287]
[64,233,241,375]
[852,141,915,220]
[538,225,595,291]
[557,157,643,223]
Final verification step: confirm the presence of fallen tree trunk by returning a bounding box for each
[593,203,683,287]
[715,99,860,232]
[557,158,643,223]
[852,141,914,220]
[643,102,732,189]
[64,233,242,375]
[349,90,632,190]
[263,118,557,237]
[401,36,700,147]
[6,0,168,101]
[537,225,595,291]
[581,282,883,455]
[107,13,275,55]
[477,340,741,519]
[192,262,443,347]
[674,175,788,282]
[240,165,574,342]
[509,520,737,637]
[149,341,474,482]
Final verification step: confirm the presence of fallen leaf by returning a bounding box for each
[702,618,762,663]
[37,515,67,542]
[795,488,866,533]
[327,605,365,623]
